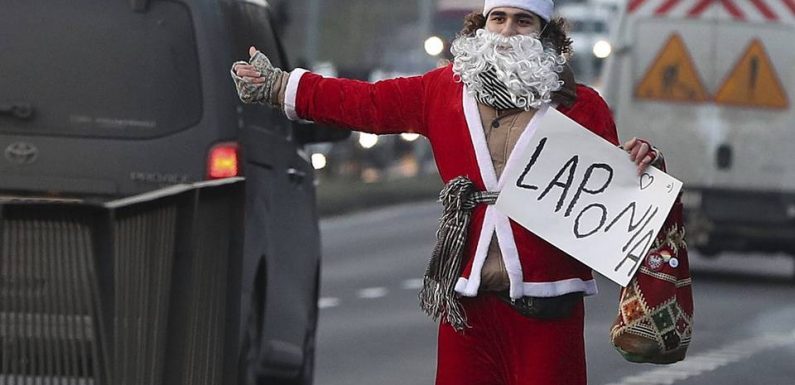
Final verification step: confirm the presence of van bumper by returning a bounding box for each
[682,188,795,255]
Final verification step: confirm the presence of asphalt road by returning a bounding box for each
[315,201,795,385]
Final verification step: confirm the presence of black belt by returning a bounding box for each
[494,291,583,320]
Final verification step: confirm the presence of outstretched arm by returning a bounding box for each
[232,47,428,136]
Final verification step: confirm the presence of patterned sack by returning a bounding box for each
[610,192,693,364]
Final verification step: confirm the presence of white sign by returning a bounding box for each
[495,108,682,287]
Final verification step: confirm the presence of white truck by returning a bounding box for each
[556,3,614,84]
[601,0,795,257]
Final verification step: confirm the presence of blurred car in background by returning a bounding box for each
[0,0,348,383]
[602,0,795,258]
[557,2,614,85]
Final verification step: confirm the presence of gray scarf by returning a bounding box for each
[419,177,499,331]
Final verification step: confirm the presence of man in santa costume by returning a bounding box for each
[232,1,660,383]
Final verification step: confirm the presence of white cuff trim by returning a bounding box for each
[284,68,309,121]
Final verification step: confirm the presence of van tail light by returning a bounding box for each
[207,142,240,179]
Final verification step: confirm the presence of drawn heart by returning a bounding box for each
[640,173,654,190]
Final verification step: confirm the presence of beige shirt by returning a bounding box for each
[478,104,537,291]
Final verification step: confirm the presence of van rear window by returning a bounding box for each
[0,0,202,139]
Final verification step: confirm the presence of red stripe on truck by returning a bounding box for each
[628,0,647,12]
[687,0,715,16]
[720,0,746,19]
[782,0,795,15]
[750,0,779,20]
[655,0,682,14]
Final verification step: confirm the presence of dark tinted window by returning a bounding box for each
[0,0,202,139]
[225,1,293,139]
[229,2,286,68]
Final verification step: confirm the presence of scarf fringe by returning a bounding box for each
[419,274,470,331]
[419,176,496,331]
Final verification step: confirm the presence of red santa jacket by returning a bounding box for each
[284,65,620,300]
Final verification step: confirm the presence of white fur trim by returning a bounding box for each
[483,0,554,21]
[457,207,498,296]
[463,88,499,190]
[456,277,598,298]
[284,68,309,121]
[492,105,547,298]
[495,214,523,297]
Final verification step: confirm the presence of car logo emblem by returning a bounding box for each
[5,142,39,165]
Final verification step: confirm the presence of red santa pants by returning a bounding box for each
[435,293,586,385]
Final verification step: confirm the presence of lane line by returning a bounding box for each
[318,297,340,309]
[401,278,424,290]
[357,287,389,299]
[604,330,795,385]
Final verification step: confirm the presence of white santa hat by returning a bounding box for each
[482,0,555,22]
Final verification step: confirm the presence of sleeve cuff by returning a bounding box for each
[284,68,310,121]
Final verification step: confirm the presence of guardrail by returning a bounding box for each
[0,178,245,385]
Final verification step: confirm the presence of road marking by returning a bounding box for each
[401,278,424,290]
[357,287,389,299]
[604,330,795,385]
[318,297,340,309]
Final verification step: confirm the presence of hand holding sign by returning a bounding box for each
[495,108,682,287]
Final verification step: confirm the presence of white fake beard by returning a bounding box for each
[451,29,566,110]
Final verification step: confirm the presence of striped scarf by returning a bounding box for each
[419,176,499,331]
[475,67,528,111]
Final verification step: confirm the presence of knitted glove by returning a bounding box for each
[230,50,284,106]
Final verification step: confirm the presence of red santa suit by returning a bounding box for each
[285,64,618,298]
[283,64,619,385]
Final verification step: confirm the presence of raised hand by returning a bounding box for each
[230,46,283,105]
[623,137,658,175]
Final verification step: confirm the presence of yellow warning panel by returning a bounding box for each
[715,39,789,109]
[634,34,709,103]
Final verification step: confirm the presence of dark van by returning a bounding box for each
[0,0,346,383]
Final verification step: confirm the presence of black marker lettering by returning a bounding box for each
[516,137,548,191]
[604,201,653,233]
[622,206,659,252]
[573,203,608,238]
[565,163,613,217]
[615,229,655,275]
[538,155,578,213]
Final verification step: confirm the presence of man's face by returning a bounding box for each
[485,7,543,37]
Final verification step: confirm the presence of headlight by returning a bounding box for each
[592,40,612,59]
[311,153,327,170]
